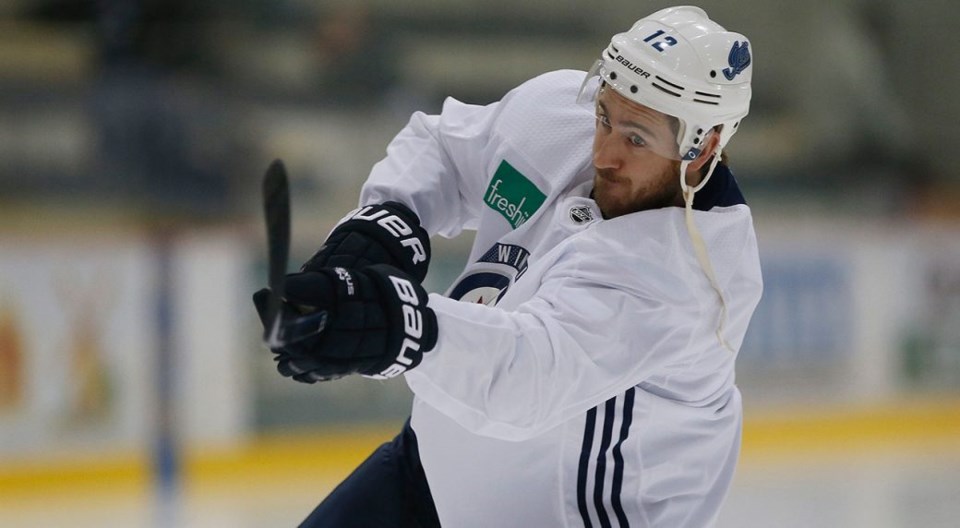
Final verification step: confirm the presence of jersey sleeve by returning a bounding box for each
[404,240,702,441]
[358,96,503,239]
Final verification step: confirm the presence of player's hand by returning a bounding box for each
[253,264,438,383]
[301,202,431,282]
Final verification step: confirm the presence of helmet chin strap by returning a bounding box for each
[679,151,734,353]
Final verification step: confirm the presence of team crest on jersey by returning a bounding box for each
[478,242,530,279]
[448,272,511,305]
[484,161,546,229]
[448,243,531,305]
[722,41,751,81]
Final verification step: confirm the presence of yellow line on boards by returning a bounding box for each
[2,402,959,495]
[741,398,960,461]
[0,426,394,498]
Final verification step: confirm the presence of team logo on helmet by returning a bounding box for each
[722,41,751,81]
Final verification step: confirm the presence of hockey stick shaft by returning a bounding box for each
[262,159,291,347]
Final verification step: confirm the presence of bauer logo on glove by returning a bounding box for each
[253,264,438,383]
[301,201,431,282]
[372,273,430,379]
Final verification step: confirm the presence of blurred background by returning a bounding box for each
[0,0,958,526]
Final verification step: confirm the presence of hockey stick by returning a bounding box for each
[262,159,292,348]
[261,159,329,348]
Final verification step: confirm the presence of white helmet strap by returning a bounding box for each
[680,153,734,353]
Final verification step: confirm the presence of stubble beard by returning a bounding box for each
[593,163,682,219]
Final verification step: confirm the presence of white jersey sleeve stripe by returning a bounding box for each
[577,388,638,528]
[610,387,637,526]
[577,405,599,528]
[593,397,618,528]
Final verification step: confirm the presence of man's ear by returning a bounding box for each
[686,130,721,174]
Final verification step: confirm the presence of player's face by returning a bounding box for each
[591,88,684,219]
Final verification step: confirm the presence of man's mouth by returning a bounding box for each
[596,170,624,184]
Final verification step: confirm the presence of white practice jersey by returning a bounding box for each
[359,70,763,527]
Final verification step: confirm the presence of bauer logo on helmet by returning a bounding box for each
[614,55,651,79]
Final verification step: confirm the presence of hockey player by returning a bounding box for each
[254,6,762,527]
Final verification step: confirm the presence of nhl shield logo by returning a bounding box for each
[569,205,594,224]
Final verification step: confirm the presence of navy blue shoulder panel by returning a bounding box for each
[691,164,746,211]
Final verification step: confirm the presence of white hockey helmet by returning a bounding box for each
[579,6,753,162]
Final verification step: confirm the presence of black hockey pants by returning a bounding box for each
[299,418,441,528]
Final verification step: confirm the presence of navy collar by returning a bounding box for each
[691,163,746,211]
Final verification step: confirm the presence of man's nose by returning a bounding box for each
[593,133,622,170]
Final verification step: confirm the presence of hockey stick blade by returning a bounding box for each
[262,159,291,347]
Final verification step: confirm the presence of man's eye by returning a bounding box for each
[629,134,647,147]
[597,115,611,128]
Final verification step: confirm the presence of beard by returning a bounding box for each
[592,162,683,219]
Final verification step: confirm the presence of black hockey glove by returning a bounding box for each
[253,264,438,383]
[301,202,431,282]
